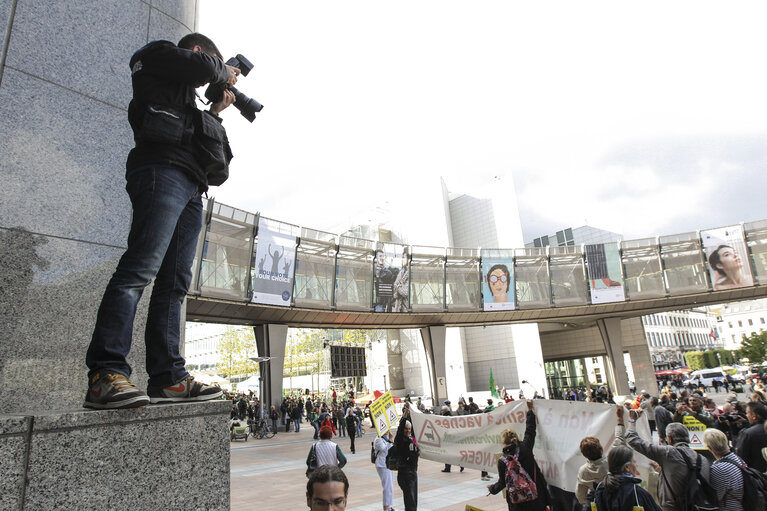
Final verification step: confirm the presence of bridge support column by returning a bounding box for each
[254,324,288,410]
[420,325,447,408]
[596,318,631,396]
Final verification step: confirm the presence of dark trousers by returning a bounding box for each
[347,424,356,452]
[86,165,202,389]
[397,467,418,511]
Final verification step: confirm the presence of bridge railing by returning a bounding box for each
[189,197,767,313]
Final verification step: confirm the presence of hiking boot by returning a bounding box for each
[148,376,223,404]
[83,373,150,410]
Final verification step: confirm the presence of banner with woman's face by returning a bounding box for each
[701,225,754,291]
[481,250,514,311]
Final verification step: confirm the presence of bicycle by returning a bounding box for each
[249,418,276,439]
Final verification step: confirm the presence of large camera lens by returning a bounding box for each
[231,87,263,122]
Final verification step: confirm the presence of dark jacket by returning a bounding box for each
[735,420,767,472]
[589,474,662,511]
[488,410,550,511]
[126,40,231,186]
[393,416,419,470]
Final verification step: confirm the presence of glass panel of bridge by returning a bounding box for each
[660,232,709,295]
[190,198,211,292]
[197,202,256,300]
[445,248,480,311]
[410,245,445,312]
[622,238,666,300]
[745,219,767,285]
[549,245,588,306]
[334,236,374,311]
[294,227,337,309]
[515,248,551,308]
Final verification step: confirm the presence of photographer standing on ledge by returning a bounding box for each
[84,33,241,409]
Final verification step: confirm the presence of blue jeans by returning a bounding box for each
[86,165,203,390]
[295,420,300,432]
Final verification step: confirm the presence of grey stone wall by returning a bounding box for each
[0,1,196,414]
[1,401,230,511]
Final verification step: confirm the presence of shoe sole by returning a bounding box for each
[148,390,223,404]
[83,396,150,410]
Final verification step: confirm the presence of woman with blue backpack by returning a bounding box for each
[487,400,551,510]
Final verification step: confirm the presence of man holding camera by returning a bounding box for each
[84,33,241,409]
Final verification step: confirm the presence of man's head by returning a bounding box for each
[306,465,349,510]
[747,401,767,424]
[666,422,690,446]
[689,396,703,411]
[178,33,222,59]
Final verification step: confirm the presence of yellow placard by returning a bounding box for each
[682,415,707,450]
[465,506,485,511]
[371,391,399,436]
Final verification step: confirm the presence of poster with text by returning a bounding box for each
[374,242,409,312]
[251,220,297,306]
[701,225,754,291]
[481,250,515,311]
[585,242,626,304]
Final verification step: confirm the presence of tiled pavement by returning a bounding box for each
[230,422,507,510]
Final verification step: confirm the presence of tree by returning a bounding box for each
[216,326,259,380]
[686,351,705,371]
[739,332,767,365]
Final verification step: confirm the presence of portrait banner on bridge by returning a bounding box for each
[585,242,626,304]
[251,219,297,306]
[481,250,515,311]
[374,242,409,313]
[701,225,754,291]
[407,400,652,493]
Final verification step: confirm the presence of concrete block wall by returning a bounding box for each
[0,0,196,414]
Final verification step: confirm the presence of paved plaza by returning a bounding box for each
[230,421,507,511]
[230,391,743,510]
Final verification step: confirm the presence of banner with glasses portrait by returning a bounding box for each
[374,242,409,312]
[701,225,754,291]
[251,219,297,306]
[481,250,515,310]
[585,242,626,304]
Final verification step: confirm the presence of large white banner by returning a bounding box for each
[408,400,651,493]
[251,220,297,306]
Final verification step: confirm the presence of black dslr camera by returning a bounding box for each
[204,54,263,122]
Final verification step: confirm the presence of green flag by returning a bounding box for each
[489,368,499,398]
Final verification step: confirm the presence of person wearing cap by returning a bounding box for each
[439,401,464,473]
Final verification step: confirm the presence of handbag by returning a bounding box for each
[306,443,318,478]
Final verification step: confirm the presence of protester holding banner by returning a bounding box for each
[487,400,550,511]
[627,410,711,511]
[373,431,395,511]
[393,407,419,511]
[588,446,662,511]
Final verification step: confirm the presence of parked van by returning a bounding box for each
[684,368,730,388]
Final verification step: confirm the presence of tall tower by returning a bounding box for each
[441,176,548,397]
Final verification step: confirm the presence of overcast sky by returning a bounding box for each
[198,1,767,247]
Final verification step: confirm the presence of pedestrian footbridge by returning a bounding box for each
[184,199,767,402]
[186,199,767,329]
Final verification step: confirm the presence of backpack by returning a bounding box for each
[663,450,719,511]
[501,453,538,504]
[719,458,767,511]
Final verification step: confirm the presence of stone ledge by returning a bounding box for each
[1,401,230,511]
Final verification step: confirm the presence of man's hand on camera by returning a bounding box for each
[210,88,236,116]
[226,64,240,86]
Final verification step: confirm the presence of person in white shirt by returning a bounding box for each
[374,430,395,511]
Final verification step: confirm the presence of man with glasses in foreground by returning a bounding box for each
[307,465,349,510]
